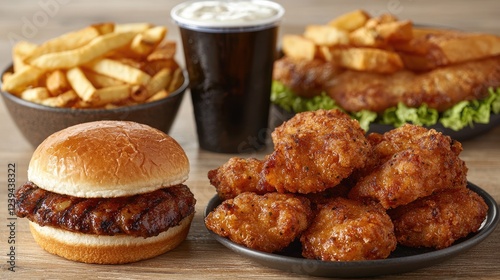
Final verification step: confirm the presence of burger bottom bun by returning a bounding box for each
[28,213,194,264]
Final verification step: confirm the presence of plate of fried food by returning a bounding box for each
[204,109,499,278]
[270,10,500,141]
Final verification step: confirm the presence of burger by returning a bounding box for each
[15,120,196,264]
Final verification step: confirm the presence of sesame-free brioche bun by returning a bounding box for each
[28,213,194,264]
[27,120,189,198]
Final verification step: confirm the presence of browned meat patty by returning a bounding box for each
[15,182,195,238]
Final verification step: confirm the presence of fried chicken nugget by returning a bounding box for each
[301,197,397,261]
[388,187,488,249]
[349,124,468,209]
[261,109,371,194]
[205,192,313,253]
[208,157,270,200]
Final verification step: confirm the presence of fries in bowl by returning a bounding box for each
[2,22,184,109]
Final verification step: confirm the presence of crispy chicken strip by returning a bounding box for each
[328,56,500,113]
[273,56,341,98]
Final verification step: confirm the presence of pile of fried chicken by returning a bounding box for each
[273,10,500,114]
[204,109,488,261]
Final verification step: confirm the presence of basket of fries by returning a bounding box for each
[1,22,188,147]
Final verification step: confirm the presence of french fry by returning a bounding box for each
[46,70,71,96]
[282,35,316,61]
[150,68,172,95]
[40,90,78,107]
[84,58,151,85]
[5,22,182,109]
[132,67,172,101]
[304,25,349,46]
[13,41,37,57]
[84,70,124,88]
[20,87,50,103]
[168,68,184,92]
[2,72,12,83]
[66,67,96,101]
[147,41,176,61]
[328,9,370,32]
[142,59,178,76]
[92,22,115,35]
[114,23,153,33]
[130,26,168,57]
[318,46,334,61]
[30,31,137,70]
[364,13,399,27]
[349,20,413,48]
[349,27,385,48]
[146,89,169,103]
[376,20,413,42]
[91,85,131,106]
[12,41,37,72]
[1,66,45,94]
[331,48,404,73]
[26,24,113,62]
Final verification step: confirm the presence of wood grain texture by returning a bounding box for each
[1,0,499,279]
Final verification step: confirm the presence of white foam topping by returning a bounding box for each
[171,0,284,29]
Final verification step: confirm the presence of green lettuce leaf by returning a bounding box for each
[380,103,439,127]
[271,80,500,132]
[440,87,500,130]
[271,81,340,113]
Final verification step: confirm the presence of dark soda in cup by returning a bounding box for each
[171,0,285,153]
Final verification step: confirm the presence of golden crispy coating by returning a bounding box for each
[370,123,463,162]
[205,192,313,253]
[302,180,353,208]
[327,56,500,113]
[208,157,270,200]
[273,57,342,98]
[349,124,467,209]
[388,187,488,249]
[301,197,396,261]
[261,109,371,194]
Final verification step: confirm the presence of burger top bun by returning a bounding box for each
[27,121,189,198]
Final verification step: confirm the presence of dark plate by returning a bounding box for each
[269,104,500,142]
[204,182,499,278]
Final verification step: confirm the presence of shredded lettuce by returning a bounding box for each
[381,103,439,127]
[440,87,500,130]
[270,81,340,113]
[271,80,500,131]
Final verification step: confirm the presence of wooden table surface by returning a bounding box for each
[1,0,499,279]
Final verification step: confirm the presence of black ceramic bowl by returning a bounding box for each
[1,65,189,147]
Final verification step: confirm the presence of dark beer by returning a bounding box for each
[180,26,278,153]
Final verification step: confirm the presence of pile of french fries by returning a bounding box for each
[282,9,500,74]
[1,22,184,108]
